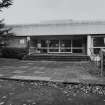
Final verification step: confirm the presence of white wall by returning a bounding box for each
[87,35,92,56]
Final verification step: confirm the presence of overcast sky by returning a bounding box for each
[1,0,105,24]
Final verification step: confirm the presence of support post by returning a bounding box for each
[47,40,49,53]
[87,35,92,56]
[27,36,30,55]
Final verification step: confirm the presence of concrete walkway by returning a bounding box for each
[0,58,105,85]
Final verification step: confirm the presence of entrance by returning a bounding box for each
[48,40,72,53]
[30,36,86,54]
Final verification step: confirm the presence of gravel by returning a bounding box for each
[0,79,105,105]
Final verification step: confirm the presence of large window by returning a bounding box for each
[29,38,85,54]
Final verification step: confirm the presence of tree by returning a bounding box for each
[0,0,12,10]
[0,0,13,47]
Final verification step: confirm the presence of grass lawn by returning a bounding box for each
[0,79,105,105]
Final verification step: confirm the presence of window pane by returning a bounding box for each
[72,49,82,53]
[41,40,47,47]
[49,40,59,47]
[72,40,82,47]
[60,40,71,52]
[93,37,105,47]
[60,40,71,47]
[61,48,71,52]
[49,49,59,52]
[49,40,59,52]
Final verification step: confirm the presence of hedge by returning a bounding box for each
[1,47,28,59]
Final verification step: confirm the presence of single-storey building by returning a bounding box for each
[6,20,105,61]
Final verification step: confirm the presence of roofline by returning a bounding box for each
[6,20,105,27]
[14,33,105,37]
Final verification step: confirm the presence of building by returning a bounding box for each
[6,20,105,61]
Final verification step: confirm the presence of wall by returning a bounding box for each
[7,37,27,48]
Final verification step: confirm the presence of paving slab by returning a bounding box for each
[13,70,26,74]
[10,75,51,81]
[0,58,105,85]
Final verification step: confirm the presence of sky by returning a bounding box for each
[1,0,105,24]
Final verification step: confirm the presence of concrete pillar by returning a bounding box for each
[27,36,31,55]
[87,35,92,56]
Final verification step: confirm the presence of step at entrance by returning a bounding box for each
[23,54,90,61]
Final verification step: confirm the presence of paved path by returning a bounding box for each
[0,58,105,84]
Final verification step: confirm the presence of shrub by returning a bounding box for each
[1,47,28,59]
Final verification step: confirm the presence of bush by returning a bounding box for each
[1,47,28,59]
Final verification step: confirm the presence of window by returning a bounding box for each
[93,37,105,47]
[93,37,105,54]
[20,39,25,44]
[29,38,85,54]
[60,40,71,52]
[49,40,59,52]
[72,39,83,53]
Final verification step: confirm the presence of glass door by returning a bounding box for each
[48,40,72,53]
[30,38,85,54]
